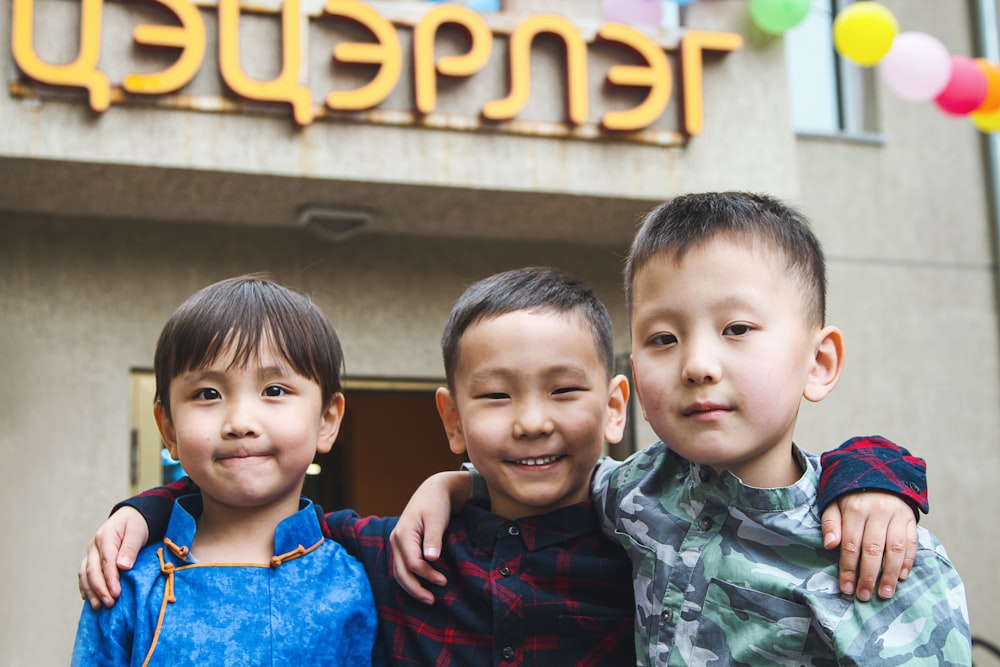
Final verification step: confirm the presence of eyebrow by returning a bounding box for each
[640,292,767,320]
[179,365,294,384]
[466,364,593,386]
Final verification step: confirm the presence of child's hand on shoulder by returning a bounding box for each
[821,491,917,601]
[389,471,472,604]
[78,507,149,609]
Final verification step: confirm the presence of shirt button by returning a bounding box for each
[507,525,520,537]
[661,609,673,624]
[698,517,713,531]
[499,566,511,577]
[502,646,515,660]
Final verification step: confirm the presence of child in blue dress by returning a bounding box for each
[71,276,378,667]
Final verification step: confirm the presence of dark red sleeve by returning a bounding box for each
[115,477,200,543]
[817,435,929,518]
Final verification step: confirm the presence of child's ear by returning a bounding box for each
[603,374,631,445]
[435,387,467,456]
[316,393,345,455]
[154,402,180,460]
[804,325,844,403]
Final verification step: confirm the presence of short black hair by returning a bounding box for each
[624,191,827,327]
[441,267,615,388]
[154,275,344,417]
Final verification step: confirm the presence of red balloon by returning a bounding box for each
[935,56,988,116]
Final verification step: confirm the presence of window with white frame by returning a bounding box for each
[785,0,880,136]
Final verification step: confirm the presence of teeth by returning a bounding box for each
[516,455,560,466]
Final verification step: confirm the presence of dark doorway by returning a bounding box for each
[303,382,467,517]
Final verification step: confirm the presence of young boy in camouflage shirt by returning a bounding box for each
[597,191,969,664]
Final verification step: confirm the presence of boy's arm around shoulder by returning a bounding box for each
[817,435,928,517]
[321,508,398,571]
[818,435,928,601]
[78,477,198,610]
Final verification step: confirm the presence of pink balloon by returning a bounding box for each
[602,0,662,27]
[935,56,988,115]
[881,32,951,102]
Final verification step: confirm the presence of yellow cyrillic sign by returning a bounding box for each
[10,0,742,135]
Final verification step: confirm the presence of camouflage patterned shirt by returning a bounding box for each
[594,444,971,666]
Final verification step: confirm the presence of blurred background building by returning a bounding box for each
[1,0,998,663]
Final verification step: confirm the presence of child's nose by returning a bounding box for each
[512,399,554,439]
[681,343,721,385]
[223,400,260,438]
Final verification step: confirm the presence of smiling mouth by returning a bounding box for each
[512,455,564,466]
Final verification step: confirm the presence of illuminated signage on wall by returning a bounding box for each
[10,0,742,140]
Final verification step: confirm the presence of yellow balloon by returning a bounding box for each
[971,106,1000,132]
[833,2,899,67]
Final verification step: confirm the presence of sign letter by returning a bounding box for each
[679,30,742,136]
[413,4,492,115]
[124,0,206,95]
[482,14,588,126]
[598,22,671,131]
[219,0,314,125]
[11,0,110,111]
[324,0,402,111]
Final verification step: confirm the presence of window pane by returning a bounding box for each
[786,0,840,133]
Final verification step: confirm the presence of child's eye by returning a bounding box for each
[478,392,510,400]
[553,387,583,395]
[194,388,221,401]
[649,333,678,346]
[263,385,287,397]
[723,324,752,336]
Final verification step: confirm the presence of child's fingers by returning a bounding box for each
[78,550,103,610]
[875,511,918,600]
[389,522,446,604]
[115,510,149,571]
[79,538,116,609]
[820,501,861,596]
[831,494,870,599]
[820,502,843,550]
[853,512,890,602]
[81,507,148,608]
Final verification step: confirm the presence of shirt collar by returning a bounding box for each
[165,495,323,559]
[461,500,600,553]
[682,445,818,513]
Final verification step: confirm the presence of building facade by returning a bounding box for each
[1,0,997,663]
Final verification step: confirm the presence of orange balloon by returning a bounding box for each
[974,58,1000,113]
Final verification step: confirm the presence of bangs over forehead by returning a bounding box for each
[624,192,827,327]
[441,267,615,389]
[154,276,344,415]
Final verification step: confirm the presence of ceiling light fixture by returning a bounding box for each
[298,205,372,242]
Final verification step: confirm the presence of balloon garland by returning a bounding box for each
[602,0,998,131]
[745,0,1000,133]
